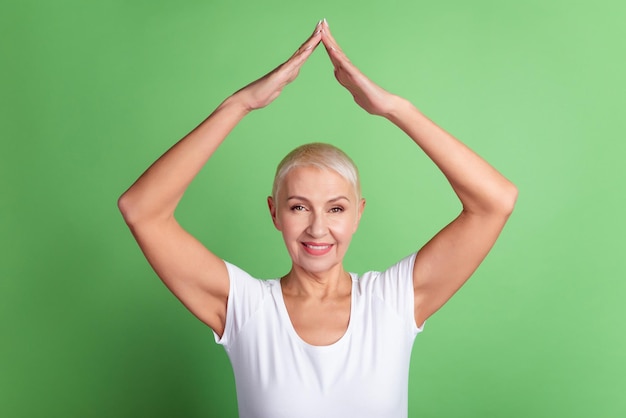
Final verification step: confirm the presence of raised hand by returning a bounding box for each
[320,20,399,117]
[232,22,322,111]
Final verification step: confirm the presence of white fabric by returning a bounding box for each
[214,253,423,418]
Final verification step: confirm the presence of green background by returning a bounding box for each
[2,0,624,417]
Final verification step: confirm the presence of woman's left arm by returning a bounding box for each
[320,20,518,326]
[388,101,518,327]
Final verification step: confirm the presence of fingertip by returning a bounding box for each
[314,20,324,34]
[312,21,323,36]
[321,20,335,41]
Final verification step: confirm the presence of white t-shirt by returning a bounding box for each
[214,253,423,418]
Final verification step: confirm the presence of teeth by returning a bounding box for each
[306,244,330,250]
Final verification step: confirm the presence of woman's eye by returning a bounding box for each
[290,205,306,212]
[329,207,344,213]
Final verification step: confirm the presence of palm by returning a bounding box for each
[333,67,390,116]
[321,21,395,116]
[234,21,395,116]
[234,23,322,111]
[243,63,303,110]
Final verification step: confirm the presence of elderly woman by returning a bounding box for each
[119,20,517,418]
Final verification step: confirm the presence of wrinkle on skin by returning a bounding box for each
[268,166,365,297]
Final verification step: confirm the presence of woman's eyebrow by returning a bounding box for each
[286,195,350,202]
[286,195,310,202]
[328,196,350,203]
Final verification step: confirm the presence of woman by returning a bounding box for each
[119,20,517,418]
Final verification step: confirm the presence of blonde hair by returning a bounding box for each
[272,143,361,201]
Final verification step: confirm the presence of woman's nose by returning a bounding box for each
[306,212,327,237]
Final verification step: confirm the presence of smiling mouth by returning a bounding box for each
[301,242,333,255]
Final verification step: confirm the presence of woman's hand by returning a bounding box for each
[232,22,322,111]
[320,20,399,117]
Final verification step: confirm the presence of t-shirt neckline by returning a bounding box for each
[273,273,357,351]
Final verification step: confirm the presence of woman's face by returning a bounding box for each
[268,166,365,275]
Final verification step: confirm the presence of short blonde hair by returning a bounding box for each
[272,143,361,201]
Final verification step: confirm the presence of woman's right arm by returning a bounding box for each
[118,23,322,337]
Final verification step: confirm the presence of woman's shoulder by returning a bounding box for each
[223,260,279,288]
[352,252,417,282]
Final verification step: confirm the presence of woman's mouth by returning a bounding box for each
[301,242,333,256]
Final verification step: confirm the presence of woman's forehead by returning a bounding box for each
[282,166,354,198]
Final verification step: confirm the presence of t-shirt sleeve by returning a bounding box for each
[213,261,267,348]
[368,252,424,335]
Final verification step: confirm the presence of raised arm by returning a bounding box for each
[118,23,322,337]
[320,20,518,326]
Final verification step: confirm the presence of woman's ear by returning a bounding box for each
[267,196,281,230]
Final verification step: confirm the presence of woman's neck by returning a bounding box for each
[281,264,351,299]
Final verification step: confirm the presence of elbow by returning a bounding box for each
[117,192,134,224]
[496,181,518,217]
[117,191,143,227]
[118,190,171,227]
[467,181,518,218]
